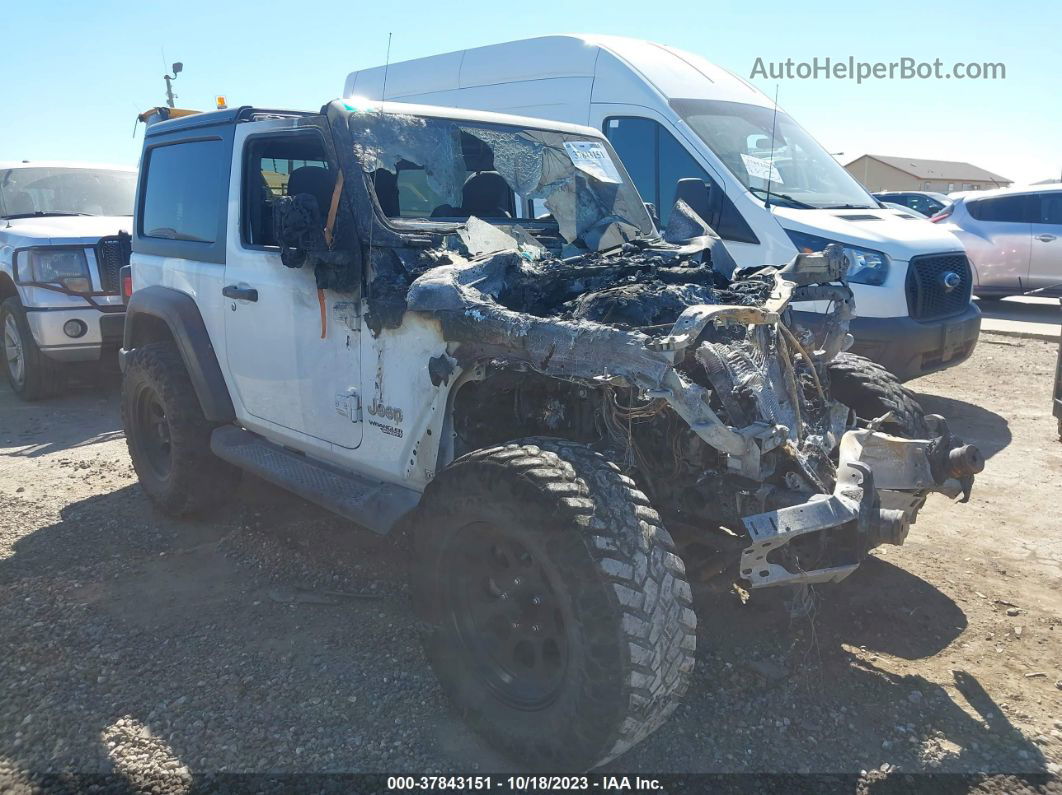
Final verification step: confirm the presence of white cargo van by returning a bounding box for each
[345,34,980,381]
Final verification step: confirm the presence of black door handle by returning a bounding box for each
[222,285,258,302]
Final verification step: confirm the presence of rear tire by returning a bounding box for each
[413,438,696,770]
[122,341,240,515]
[1,297,64,401]
[827,352,929,438]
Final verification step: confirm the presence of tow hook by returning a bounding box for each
[925,415,984,502]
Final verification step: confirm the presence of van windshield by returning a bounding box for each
[349,111,656,252]
[670,99,876,210]
[0,167,136,219]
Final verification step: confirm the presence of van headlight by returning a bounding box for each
[784,230,890,286]
[16,248,92,293]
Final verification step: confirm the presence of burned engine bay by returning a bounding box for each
[320,104,985,590]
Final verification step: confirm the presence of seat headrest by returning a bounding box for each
[287,166,334,214]
[461,171,511,217]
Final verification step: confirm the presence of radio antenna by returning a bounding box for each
[763,84,780,210]
[380,32,393,110]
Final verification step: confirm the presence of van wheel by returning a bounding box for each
[1,297,64,401]
[122,342,240,515]
[826,352,928,438]
[413,438,696,770]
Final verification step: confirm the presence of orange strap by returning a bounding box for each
[323,171,344,248]
[317,171,344,339]
[317,288,327,339]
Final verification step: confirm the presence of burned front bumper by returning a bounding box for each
[738,416,984,589]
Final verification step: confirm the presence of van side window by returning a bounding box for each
[243,134,330,247]
[604,117,757,244]
[141,140,226,243]
[967,194,1037,223]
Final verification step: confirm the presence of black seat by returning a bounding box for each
[460,171,512,218]
[287,166,334,215]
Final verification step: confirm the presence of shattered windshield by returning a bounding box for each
[0,167,136,218]
[348,112,655,252]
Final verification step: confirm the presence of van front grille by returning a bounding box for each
[905,253,972,320]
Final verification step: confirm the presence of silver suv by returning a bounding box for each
[1,161,136,399]
[936,185,1062,299]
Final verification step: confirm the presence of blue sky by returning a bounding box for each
[2,0,1057,184]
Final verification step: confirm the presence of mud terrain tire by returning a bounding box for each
[2,297,64,401]
[827,352,929,438]
[122,342,240,515]
[413,438,696,770]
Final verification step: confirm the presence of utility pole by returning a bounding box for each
[163,62,183,108]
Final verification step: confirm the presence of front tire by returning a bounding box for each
[413,438,696,770]
[122,341,240,515]
[1,297,63,401]
[827,352,928,438]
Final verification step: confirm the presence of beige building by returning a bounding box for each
[844,154,1011,193]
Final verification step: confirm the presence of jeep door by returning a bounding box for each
[223,121,363,450]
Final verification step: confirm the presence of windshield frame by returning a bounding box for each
[345,111,658,251]
[0,166,137,220]
[669,98,878,211]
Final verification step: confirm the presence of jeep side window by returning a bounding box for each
[242,134,330,247]
[604,117,757,243]
[141,139,226,243]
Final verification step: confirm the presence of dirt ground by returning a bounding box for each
[0,334,1060,787]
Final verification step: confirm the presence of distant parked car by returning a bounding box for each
[0,161,135,399]
[873,191,952,218]
[934,185,1062,299]
[881,201,930,220]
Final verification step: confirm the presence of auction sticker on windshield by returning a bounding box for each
[563,141,622,184]
[740,153,784,184]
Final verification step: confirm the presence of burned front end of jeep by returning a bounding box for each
[334,103,982,591]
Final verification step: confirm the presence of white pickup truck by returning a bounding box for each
[1,161,136,399]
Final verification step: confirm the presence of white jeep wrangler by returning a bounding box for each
[1,161,136,399]
[121,100,982,769]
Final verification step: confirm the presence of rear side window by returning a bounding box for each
[604,117,757,243]
[967,194,1037,223]
[141,140,226,242]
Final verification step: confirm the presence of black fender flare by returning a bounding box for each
[123,285,235,422]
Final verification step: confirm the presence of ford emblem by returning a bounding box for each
[940,271,961,292]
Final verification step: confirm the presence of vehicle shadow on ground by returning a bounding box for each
[0,373,123,459]
[909,391,1013,460]
[615,556,1049,776]
[0,477,514,783]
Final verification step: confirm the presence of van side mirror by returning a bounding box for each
[673,178,713,225]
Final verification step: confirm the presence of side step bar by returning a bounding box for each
[210,426,420,534]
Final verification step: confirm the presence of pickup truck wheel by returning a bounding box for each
[122,342,240,515]
[413,438,696,770]
[826,352,929,438]
[1,297,64,401]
